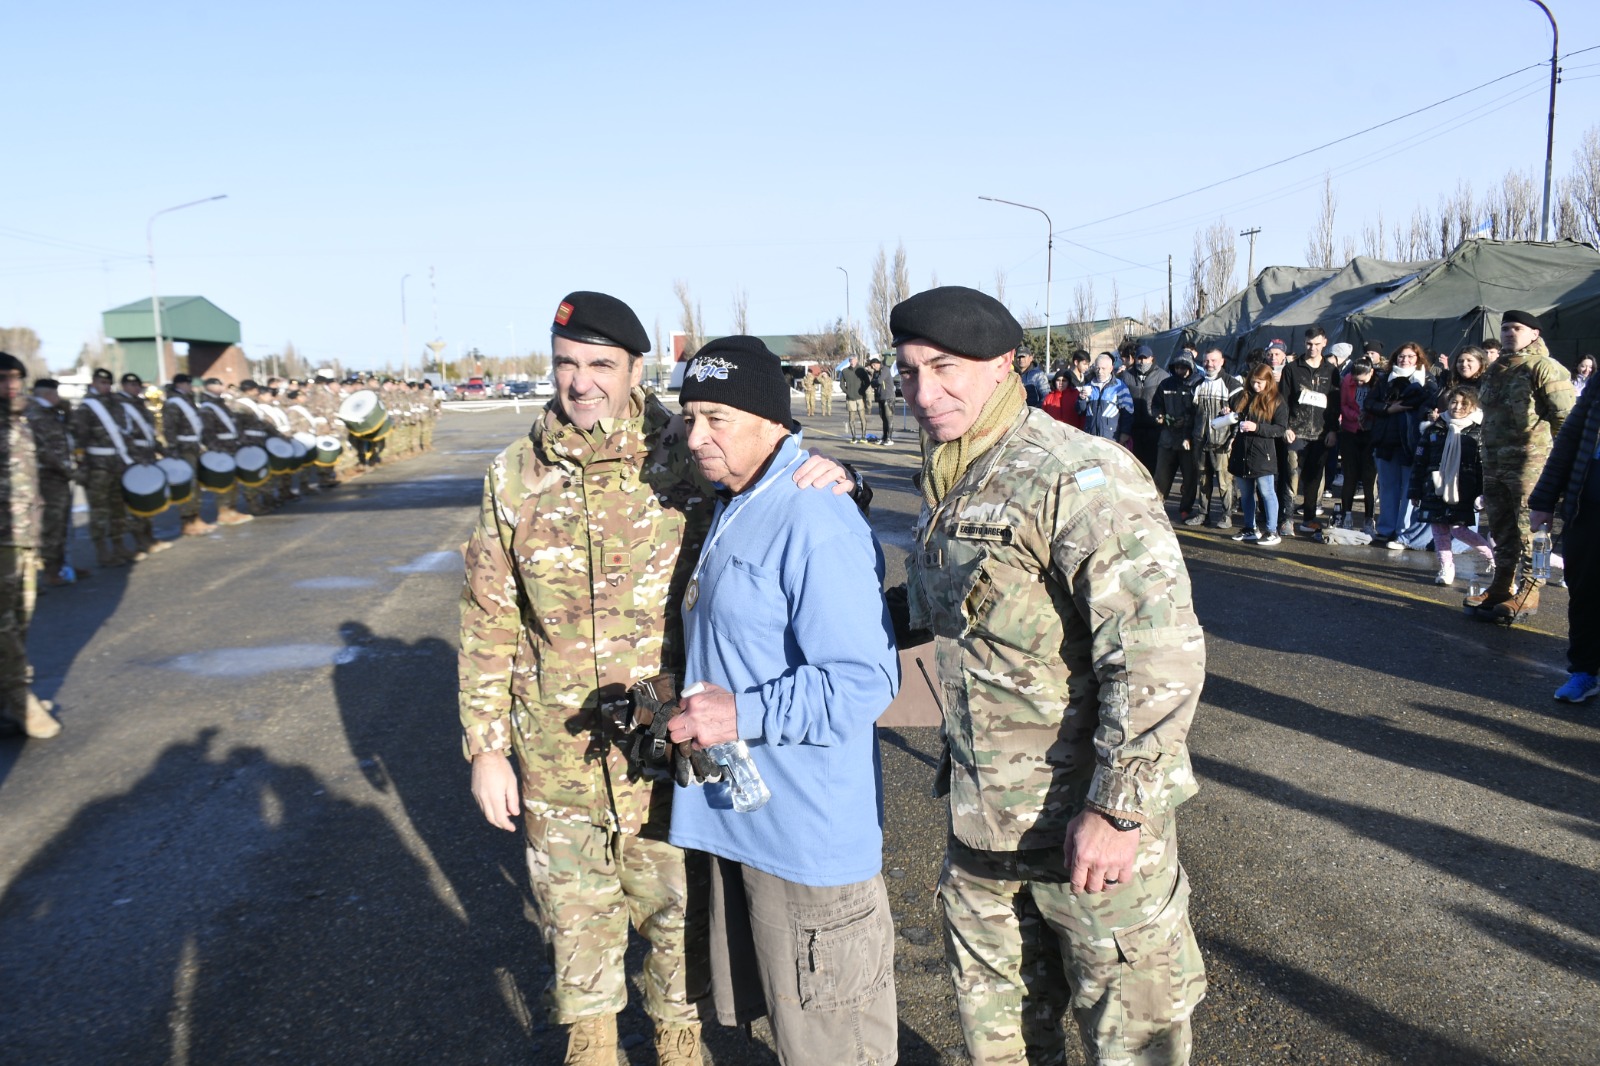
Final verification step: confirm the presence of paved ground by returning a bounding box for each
[1,403,1596,1065]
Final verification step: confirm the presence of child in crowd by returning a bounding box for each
[1409,386,1495,586]
[1228,363,1288,546]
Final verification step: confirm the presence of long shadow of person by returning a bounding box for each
[0,729,538,1064]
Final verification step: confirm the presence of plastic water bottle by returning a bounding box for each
[681,683,771,813]
[1530,529,1552,581]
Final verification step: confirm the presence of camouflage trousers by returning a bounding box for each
[939,817,1205,1066]
[1482,465,1541,585]
[84,467,128,545]
[0,547,38,702]
[523,814,707,1026]
[39,475,73,573]
[172,451,202,519]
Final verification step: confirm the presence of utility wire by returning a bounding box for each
[1059,59,1549,234]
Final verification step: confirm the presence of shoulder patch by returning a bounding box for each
[1073,466,1107,490]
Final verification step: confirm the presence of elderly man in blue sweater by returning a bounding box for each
[666,335,901,1066]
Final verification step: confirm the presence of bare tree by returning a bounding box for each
[1361,208,1387,258]
[731,287,749,335]
[1561,124,1600,247]
[993,268,1008,309]
[1305,174,1338,268]
[0,326,45,379]
[1487,169,1539,240]
[1182,219,1237,321]
[892,243,910,307]
[673,280,704,358]
[790,317,850,364]
[1070,280,1096,353]
[1106,279,1126,351]
[868,246,892,355]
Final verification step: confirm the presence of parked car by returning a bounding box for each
[458,379,487,398]
[506,381,532,396]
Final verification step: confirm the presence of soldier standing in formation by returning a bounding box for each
[25,378,85,585]
[114,373,170,559]
[72,368,137,566]
[0,352,61,738]
[1469,310,1574,624]
[893,286,1206,1065]
[163,373,214,536]
[197,377,254,526]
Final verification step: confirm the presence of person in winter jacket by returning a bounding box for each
[1367,342,1433,546]
[1041,368,1083,427]
[1153,353,1199,518]
[1016,349,1048,408]
[1227,363,1289,545]
[1076,353,1133,441]
[1279,327,1341,533]
[1118,344,1169,472]
[1529,378,1600,701]
[1338,357,1380,532]
[1409,386,1494,586]
[1186,348,1245,527]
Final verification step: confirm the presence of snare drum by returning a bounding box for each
[266,437,296,473]
[198,451,237,492]
[314,435,342,467]
[156,457,195,506]
[289,438,310,469]
[235,445,270,487]
[338,390,387,437]
[121,463,169,517]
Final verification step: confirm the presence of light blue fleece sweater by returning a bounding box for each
[669,434,900,887]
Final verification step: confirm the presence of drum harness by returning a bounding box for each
[78,396,133,466]
[199,396,239,443]
[117,398,158,452]
[234,396,270,440]
[164,394,204,444]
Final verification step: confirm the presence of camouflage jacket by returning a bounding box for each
[0,410,41,547]
[197,394,243,453]
[70,394,132,473]
[308,386,346,441]
[458,389,712,834]
[25,399,75,481]
[162,391,207,455]
[114,393,161,464]
[1479,337,1573,473]
[908,408,1204,852]
[229,397,276,445]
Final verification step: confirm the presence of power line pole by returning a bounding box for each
[1167,255,1173,329]
[1528,0,1559,240]
[1239,227,1262,283]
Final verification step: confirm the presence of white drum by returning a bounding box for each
[235,444,270,487]
[121,463,169,517]
[338,390,386,436]
[266,436,296,473]
[156,456,195,505]
[198,451,236,493]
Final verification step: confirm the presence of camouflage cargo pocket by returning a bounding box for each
[1108,864,1205,1025]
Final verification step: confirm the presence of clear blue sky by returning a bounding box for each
[6,0,1600,372]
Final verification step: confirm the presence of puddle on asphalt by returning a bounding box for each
[294,576,380,590]
[166,644,350,677]
[390,551,460,573]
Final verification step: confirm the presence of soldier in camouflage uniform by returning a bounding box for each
[894,287,1206,1066]
[0,353,60,738]
[114,373,170,558]
[1468,310,1574,624]
[197,378,254,526]
[71,368,136,566]
[309,374,346,486]
[231,380,279,513]
[26,379,84,585]
[163,373,215,535]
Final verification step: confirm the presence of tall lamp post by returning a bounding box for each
[147,195,226,380]
[1528,0,1559,240]
[980,196,1053,367]
[835,266,851,357]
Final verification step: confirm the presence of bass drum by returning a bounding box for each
[198,451,237,493]
[313,435,342,467]
[121,463,169,518]
[292,431,317,469]
[235,445,270,487]
[338,390,387,437]
[289,438,310,469]
[266,436,296,473]
[156,457,195,506]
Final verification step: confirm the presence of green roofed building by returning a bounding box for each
[102,296,243,383]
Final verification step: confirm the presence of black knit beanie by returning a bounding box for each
[679,336,796,430]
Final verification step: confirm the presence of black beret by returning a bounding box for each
[203,377,223,386]
[172,372,192,385]
[0,351,25,376]
[890,285,1023,358]
[239,378,259,391]
[551,290,650,354]
[121,372,143,386]
[33,378,59,389]
[679,336,795,431]
[92,367,114,381]
[1502,309,1544,333]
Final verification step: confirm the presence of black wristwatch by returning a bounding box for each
[1098,811,1141,832]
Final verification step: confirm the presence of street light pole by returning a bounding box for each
[1528,0,1559,240]
[401,274,412,379]
[836,266,851,356]
[147,194,226,380]
[980,196,1053,367]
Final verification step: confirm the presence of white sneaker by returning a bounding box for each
[1385,538,1406,551]
[1435,563,1455,586]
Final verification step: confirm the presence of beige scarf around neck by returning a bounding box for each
[921,373,1026,507]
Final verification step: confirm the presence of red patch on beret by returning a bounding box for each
[555,301,574,326]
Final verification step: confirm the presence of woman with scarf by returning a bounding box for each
[1227,363,1288,546]
[1366,341,1433,548]
[1409,386,1494,586]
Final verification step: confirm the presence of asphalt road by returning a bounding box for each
[1,403,1595,1065]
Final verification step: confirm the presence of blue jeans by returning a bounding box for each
[1374,455,1414,536]
[1241,475,1278,532]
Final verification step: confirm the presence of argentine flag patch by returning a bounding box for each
[1074,466,1106,490]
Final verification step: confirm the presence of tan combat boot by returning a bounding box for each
[563,1014,618,1066]
[654,1021,703,1066]
[216,505,254,526]
[2,691,60,738]
[1466,570,1515,614]
[1491,581,1541,625]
